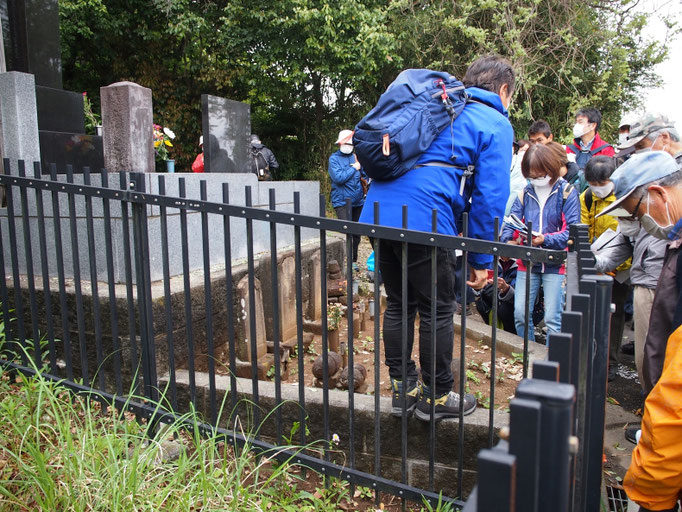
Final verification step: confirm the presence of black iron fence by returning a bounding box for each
[0,160,608,509]
[463,224,613,512]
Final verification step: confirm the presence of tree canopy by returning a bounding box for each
[59,0,676,181]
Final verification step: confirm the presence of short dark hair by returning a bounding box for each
[463,55,515,97]
[584,156,615,183]
[528,120,552,138]
[521,141,568,183]
[576,107,602,132]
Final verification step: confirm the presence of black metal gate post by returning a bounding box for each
[515,379,575,512]
[129,173,159,407]
[582,274,613,511]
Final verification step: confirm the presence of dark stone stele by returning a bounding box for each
[201,94,250,173]
[39,131,104,173]
[36,85,85,133]
[4,0,62,89]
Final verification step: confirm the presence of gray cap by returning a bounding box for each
[619,113,675,149]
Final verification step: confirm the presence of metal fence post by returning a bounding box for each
[581,275,613,511]
[129,173,158,406]
[509,398,542,512]
[515,379,575,512]
[476,449,517,512]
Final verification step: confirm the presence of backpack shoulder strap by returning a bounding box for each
[590,143,612,156]
[584,188,593,211]
[567,144,580,154]
[562,183,575,206]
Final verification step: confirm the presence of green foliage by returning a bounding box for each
[59,0,675,177]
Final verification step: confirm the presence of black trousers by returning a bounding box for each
[609,280,630,369]
[334,205,363,263]
[379,240,457,395]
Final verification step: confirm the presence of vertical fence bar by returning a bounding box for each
[3,159,28,359]
[119,171,140,396]
[522,220,533,378]
[293,192,306,458]
[372,201,382,504]
[584,275,612,512]
[222,184,238,415]
[489,216,500,447]
[515,379,575,512]
[428,209,437,490]
[33,163,57,374]
[400,204,409,504]
[244,185,260,431]
[547,332,573,384]
[178,177,196,407]
[268,188,282,444]
[0,177,12,359]
[83,167,106,391]
[66,165,89,384]
[476,450,516,512]
[345,198,356,495]
[458,212,469,499]
[157,176,177,409]
[509,397,542,512]
[532,360,560,382]
[319,194,330,466]
[50,164,73,379]
[17,161,41,360]
[200,180,217,424]
[100,168,122,395]
[129,174,158,406]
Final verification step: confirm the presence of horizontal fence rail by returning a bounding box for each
[0,159,595,509]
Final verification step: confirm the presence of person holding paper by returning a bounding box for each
[501,141,580,342]
[581,156,632,381]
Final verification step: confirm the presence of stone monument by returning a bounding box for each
[201,94,250,173]
[101,81,154,173]
[0,71,40,173]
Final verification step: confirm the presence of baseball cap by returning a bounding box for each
[618,113,675,149]
[597,151,679,218]
[335,129,354,145]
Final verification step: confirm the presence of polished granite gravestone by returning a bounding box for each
[36,85,85,133]
[2,0,62,89]
[202,95,250,173]
[35,85,104,172]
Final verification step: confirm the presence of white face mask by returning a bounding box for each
[573,123,591,139]
[640,192,674,240]
[589,182,614,199]
[530,175,552,188]
[618,133,629,146]
[618,218,641,237]
[339,144,353,154]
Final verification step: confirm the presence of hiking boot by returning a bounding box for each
[415,390,477,421]
[625,425,640,445]
[390,378,422,417]
[621,341,635,356]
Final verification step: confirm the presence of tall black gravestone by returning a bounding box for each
[202,94,251,173]
[0,0,104,172]
[3,0,61,89]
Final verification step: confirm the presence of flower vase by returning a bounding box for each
[328,328,340,353]
[166,159,175,173]
[95,125,103,136]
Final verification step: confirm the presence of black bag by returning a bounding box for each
[252,149,272,181]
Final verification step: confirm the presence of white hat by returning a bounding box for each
[199,135,203,146]
[335,129,354,145]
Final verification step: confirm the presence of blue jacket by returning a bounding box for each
[501,179,580,274]
[328,151,365,208]
[358,87,513,269]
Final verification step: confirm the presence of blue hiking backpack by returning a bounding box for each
[353,69,469,181]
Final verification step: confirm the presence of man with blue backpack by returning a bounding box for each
[356,56,515,421]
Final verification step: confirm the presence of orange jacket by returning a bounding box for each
[624,324,682,509]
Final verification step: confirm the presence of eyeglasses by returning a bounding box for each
[622,192,646,221]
